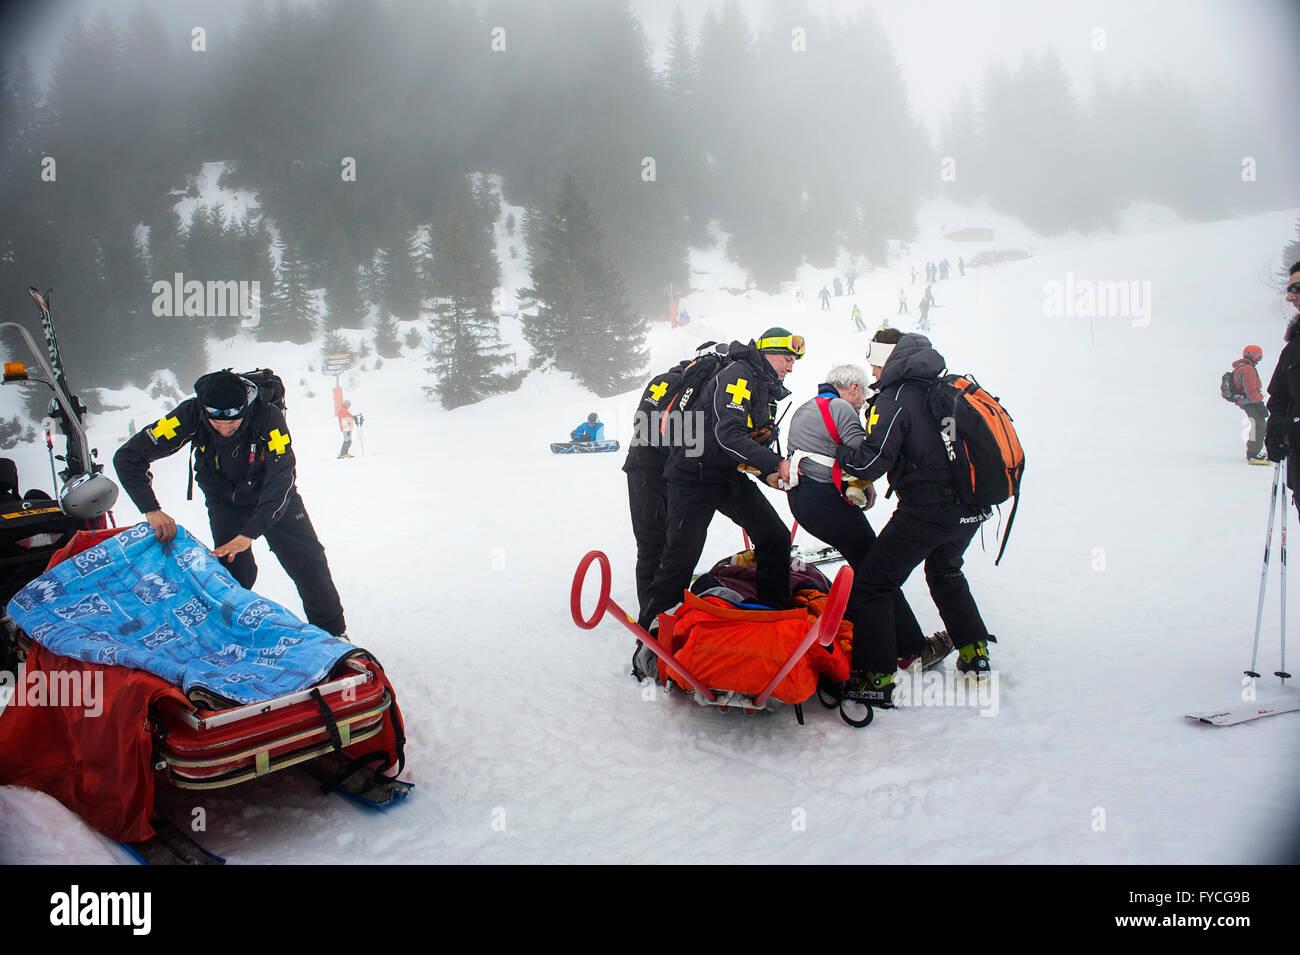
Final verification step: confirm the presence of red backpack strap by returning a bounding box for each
[814,395,848,502]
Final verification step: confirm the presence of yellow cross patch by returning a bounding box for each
[152,415,180,440]
[268,429,291,455]
[867,406,880,434]
[649,380,668,402]
[726,379,751,406]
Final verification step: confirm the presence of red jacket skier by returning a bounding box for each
[1234,346,1268,464]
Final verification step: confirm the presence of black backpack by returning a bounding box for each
[656,343,732,447]
[1220,369,1246,403]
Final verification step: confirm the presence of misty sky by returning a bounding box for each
[4,0,1297,201]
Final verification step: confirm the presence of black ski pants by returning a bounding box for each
[626,466,668,619]
[638,474,791,630]
[206,490,347,636]
[848,501,990,673]
[1242,402,1267,459]
[788,479,925,659]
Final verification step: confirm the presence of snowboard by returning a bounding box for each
[1184,696,1300,726]
[550,440,621,454]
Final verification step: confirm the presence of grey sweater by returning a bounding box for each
[786,385,868,483]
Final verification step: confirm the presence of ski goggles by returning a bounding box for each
[756,334,805,357]
[864,339,896,368]
[1287,282,1300,295]
[204,403,247,420]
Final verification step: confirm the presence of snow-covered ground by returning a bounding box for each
[2,202,1298,864]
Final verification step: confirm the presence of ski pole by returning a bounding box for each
[358,421,365,457]
[45,428,58,495]
[1279,458,1291,683]
[1247,462,1282,678]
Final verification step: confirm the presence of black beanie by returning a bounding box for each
[199,372,249,414]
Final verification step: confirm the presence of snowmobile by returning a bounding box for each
[571,548,874,727]
[0,286,411,864]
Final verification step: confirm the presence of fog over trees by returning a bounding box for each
[0,0,1294,399]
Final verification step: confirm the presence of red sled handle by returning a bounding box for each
[570,550,717,702]
[753,563,853,708]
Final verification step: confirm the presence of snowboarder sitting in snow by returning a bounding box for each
[571,413,605,444]
[114,370,348,637]
[830,329,995,707]
[1230,347,1268,464]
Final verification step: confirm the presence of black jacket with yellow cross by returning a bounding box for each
[113,397,297,540]
[667,342,789,483]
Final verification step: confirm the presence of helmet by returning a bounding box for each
[1244,345,1263,363]
[587,413,598,424]
[59,472,120,520]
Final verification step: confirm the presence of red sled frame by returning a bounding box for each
[571,550,852,714]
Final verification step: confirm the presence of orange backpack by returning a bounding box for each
[656,590,851,704]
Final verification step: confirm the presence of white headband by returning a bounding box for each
[865,340,896,368]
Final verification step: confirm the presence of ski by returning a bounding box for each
[1184,696,1300,726]
[121,817,225,865]
[792,545,845,566]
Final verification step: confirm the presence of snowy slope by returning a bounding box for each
[2,204,1299,864]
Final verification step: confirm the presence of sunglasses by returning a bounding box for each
[204,405,246,420]
[757,334,806,357]
[1288,282,1300,295]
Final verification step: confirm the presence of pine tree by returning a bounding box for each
[423,211,515,409]
[1282,217,1300,281]
[264,243,318,344]
[373,303,402,359]
[522,175,646,396]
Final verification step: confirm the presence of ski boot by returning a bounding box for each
[842,671,896,708]
[898,630,954,672]
[955,635,996,678]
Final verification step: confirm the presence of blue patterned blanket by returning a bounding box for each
[5,523,353,705]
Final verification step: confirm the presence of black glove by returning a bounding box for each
[354,414,364,426]
[1267,438,1289,463]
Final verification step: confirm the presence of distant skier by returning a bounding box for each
[917,297,931,331]
[911,266,917,285]
[833,277,843,297]
[337,400,361,459]
[851,304,866,331]
[924,284,936,308]
[678,308,691,327]
[571,413,605,444]
[958,256,966,276]
[897,290,907,314]
[1229,347,1268,464]
[846,274,856,295]
[939,258,950,281]
[819,286,832,311]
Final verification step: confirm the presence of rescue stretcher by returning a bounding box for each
[571,549,862,725]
